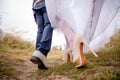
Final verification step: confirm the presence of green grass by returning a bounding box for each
[0,34,34,54]
[0,30,120,80]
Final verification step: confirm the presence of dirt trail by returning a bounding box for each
[13,54,70,80]
[13,55,37,80]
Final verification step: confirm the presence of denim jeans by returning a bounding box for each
[34,7,53,56]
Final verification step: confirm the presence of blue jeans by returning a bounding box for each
[34,7,53,56]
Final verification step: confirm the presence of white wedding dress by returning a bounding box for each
[45,0,120,51]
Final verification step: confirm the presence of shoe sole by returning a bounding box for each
[30,56,48,69]
[38,64,48,69]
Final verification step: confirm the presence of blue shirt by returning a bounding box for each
[32,0,45,10]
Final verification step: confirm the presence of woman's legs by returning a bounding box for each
[56,16,88,67]
[62,36,72,63]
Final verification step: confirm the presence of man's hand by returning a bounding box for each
[34,0,43,7]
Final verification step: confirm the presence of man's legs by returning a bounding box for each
[37,7,53,56]
[35,10,44,50]
[30,7,53,69]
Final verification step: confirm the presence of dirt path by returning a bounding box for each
[14,55,37,80]
[12,53,70,80]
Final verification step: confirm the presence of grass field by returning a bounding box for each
[0,30,120,80]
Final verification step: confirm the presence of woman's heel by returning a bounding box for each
[73,35,88,68]
[62,48,72,63]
